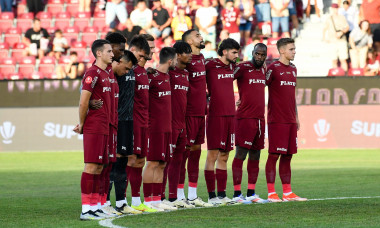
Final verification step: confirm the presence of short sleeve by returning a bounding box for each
[24,29,32,39]
[233,65,242,79]
[42,29,49,38]
[82,70,98,93]
[211,8,218,17]
[265,67,274,86]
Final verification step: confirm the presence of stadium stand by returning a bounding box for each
[0,12,14,33]
[11,42,27,61]
[327,67,346,77]
[54,12,71,30]
[0,43,9,58]
[46,0,65,17]
[18,56,36,76]
[16,13,34,33]
[348,68,364,77]
[38,56,56,78]
[0,57,16,77]
[36,12,53,28]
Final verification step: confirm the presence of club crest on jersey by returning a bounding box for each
[85,76,92,84]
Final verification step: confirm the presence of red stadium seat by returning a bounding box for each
[38,56,56,77]
[4,28,21,47]
[348,68,364,76]
[93,11,106,31]
[0,42,10,58]
[0,57,16,77]
[73,12,91,30]
[36,12,53,28]
[66,0,80,15]
[11,42,27,61]
[16,13,34,33]
[71,41,87,59]
[327,67,346,76]
[16,0,27,17]
[100,26,110,39]
[46,0,65,16]
[267,45,280,60]
[0,72,4,80]
[81,26,99,42]
[46,26,58,36]
[63,26,80,44]
[59,55,71,64]
[7,73,24,80]
[28,71,44,79]
[54,12,72,30]
[267,37,280,46]
[18,56,36,76]
[0,12,14,33]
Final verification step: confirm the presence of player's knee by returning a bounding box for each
[191,144,201,151]
[136,158,145,167]
[281,154,293,160]
[84,163,101,174]
[235,146,248,160]
[206,150,218,163]
[218,151,229,163]
[248,150,261,160]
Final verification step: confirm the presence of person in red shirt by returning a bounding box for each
[163,41,195,208]
[204,38,240,206]
[265,38,307,202]
[74,39,114,220]
[221,0,241,44]
[231,43,268,204]
[360,0,380,44]
[180,29,212,207]
[142,47,178,211]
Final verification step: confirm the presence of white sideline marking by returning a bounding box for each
[98,196,380,228]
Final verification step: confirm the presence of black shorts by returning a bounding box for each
[117,120,134,156]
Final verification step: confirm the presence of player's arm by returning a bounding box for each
[74,90,92,134]
[295,98,300,131]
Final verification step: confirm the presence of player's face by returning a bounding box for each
[145,40,155,60]
[112,43,126,62]
[252,47,267,67]
[225,48,239,63]
[178,52,192,65]
[282,43,296,61]
[115,58,133,75]
[100,44,114,64]
[131,48,146,63]
[191,31,205,49]
[169,54,178,70]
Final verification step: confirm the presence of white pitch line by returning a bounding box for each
[98,196,380,228]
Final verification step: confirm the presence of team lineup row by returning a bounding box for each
[73,30,306,221]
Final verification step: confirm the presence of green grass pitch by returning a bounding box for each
[1,149,380,227]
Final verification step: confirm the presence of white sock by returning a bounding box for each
[144,201,152,205]
[177,188,185,200]
[97,202,101,210]
[132,197,142,206]
[188,187,197,200]
[115,199,126,208]
[90,205,98,212]
[82,205,91,213]
[105,200,111,206]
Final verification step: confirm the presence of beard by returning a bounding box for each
[252,59,264,68]
[227,57,237,64]
[169,65,175,70]
[197,43,205,49]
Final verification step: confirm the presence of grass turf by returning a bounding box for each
[0,149,379,227]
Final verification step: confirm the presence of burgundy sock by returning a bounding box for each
[168,150,183,199]
[279,154,292,192]
[187,149,201,184]
[216,168,227,194]
[204,170,215,193]
[232,158,244,187]
[81,172,94,205]
[130,167,143,197]
[162,165,169,199]
[98,168,106,203]
[143,183,152,202]
[266,154,280,193]
[247,159,260,189]
[179,148,190,185]
[91,174,100,207]
[105,164,112,200]
[152,183,162,201]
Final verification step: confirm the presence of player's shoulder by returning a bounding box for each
[205,58,218,67]
[237,61,252,69]
[289,62,297,69]
[267,61,281,70]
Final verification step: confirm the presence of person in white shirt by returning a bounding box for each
[195,0,218,49]
[130,0,153,32]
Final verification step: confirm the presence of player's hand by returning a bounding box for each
[146,67,157,74]
[73,124,83,134]
[236,99,241,107]
[89,99,103,110]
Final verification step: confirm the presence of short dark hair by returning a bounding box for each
[173,41,192,55]
[217,38,240,56]
[182,29,197,42]
[140,33,154,42]
[91,39,111,57]
[159,47,176,64]
[129,35,150,56]
[122,50,138,65]
[105,32,126,44]
[70,51,78,56]
[33,18,40,23]
[55,29,62,34]
[254,43,267,51]
[276,38,295,51]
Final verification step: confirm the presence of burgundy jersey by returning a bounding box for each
[169,67,189,130]
[266,60,297,124]
[148,70,172,133]
[107,64,119,128]
[133,65,149,127]
[205,58,235,117]
[185,54,207,117]
[81,65,112,135]
[234,61,266,119]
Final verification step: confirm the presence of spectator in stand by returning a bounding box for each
[171,6,192,40]
[150,0,172,39]
[23,18,50,59]
[270,0,290,38]
[0,0,12,12]
[349,20,373,69]
[303,0,322,22]
[27,0,44,16]
[122,19,143,45]
[162,34,174,47]
[253,0,271,36]
[339,0,359,40]
[79,0,91,12]
[130,0,153,32]
[237,0,254,46]
[323,3,350,72]
[221,0,241,43]
[243,35,260,61]
[51,29,69,59]
[364,48,380,76]
[106,0,128,28]
[219,29,230,42]
[162,0,175,16]
[195,0,218,49]
[201,40,218,58]
[288,0,300,38]
[56,52,85,79]
[360,0,380,50]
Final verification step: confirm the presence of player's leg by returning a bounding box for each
[112,156,129,212]
[177,147,189,201]
[204,149,219,204]
[232,146,248,199]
